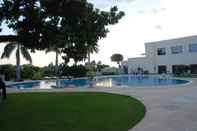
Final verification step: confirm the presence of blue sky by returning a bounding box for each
[1,0,197,67]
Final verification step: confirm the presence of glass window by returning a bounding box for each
[157,48,166,55]
[171,46,183,54]
[189,43,197,52]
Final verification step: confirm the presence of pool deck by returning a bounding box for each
[6,78,197,131]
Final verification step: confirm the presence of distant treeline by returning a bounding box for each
[0,63,109,81]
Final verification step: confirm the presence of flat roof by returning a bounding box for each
[145,35,197,44]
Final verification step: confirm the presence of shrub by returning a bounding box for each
[32,71,43,80]
[43,63,56,77]
[68,65,87,78]
[101,67,119,76]
[0,64,16,81]
[21,65,36,79]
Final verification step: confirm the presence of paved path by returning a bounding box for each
[7,78,197,131]
[126,78,197,131]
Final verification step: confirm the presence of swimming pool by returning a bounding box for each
[7,75,189,89]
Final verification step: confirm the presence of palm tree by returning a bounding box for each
[87,44,99,65]
[45,47,61,76]
[1,42,32,81]
[111,53,123,68]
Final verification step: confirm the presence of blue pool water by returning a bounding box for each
[7,75,189,89]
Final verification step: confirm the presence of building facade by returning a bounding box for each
[128,35,197,74]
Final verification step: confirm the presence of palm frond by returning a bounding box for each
[1,43,16,59]
[21,47,32,64]
[88,45,99,54]
[94,46,99,53]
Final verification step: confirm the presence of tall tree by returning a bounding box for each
[87,45,99,65]
[45,47,61,76]
[1,42,32,81]
[61,5,125,64]
[111,53,123,68]
[0,0,124,64]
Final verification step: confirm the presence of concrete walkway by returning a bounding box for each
[7,78,197,131]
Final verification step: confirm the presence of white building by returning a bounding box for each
[128,35,197,74]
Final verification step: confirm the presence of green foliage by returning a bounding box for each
[173,65,190,76]
[123,65,128,74]
[0,0,124,64]
[111,53,123,67]
[20,46,32,63]
[44,63,87,78]
[0,61,110,80]
[0,0,125,79]
[1,43,16,58]
[0,64,44,80]
[21,65,35,79]
[21,64,44,80]
[66,65,87,78]
[85,61,109,73]
[0,64,16,81]
[86,64,96,81]
[43,63,56,77]
[97,63,109,72]
[101,67,119,75]
[32,70,43,80]
[1,42,32,81]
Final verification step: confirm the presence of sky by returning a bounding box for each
[1,0,197,67]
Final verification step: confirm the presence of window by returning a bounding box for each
[172,65,188,74]
[158,65,167,74]
[157,48,166,55]
[171,46,183,54]
[190,64,197,74]
[189,43,197,52]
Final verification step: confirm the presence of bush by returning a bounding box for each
[68,65,87,78]
[32,71,43,80]
[0,64,16,81]
[59,64,87,78]
[86,65,96,81]
[101,67,119,76]
[123,66,128,74]
[102,72,117,75]
[43,63,56,77]
[21,64,44,80]
[21,65,36,79]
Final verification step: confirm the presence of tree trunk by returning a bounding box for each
[118,61,121,75]
[117,61,121,68]
[55,51,59,76]
[16,44,21,81]
[88,53,90,65]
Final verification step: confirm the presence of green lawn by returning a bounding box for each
[0,92,146,131]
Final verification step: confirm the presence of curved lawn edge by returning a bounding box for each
[106,92,147,130]
[93,91,147,130]
[0,92,146,131]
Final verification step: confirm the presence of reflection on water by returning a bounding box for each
[39,81,56,89]
[55,79,89,88]
[8,75,189,89]
[96,78,113,88]
[7,81,41,89]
